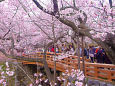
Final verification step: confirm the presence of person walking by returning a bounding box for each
[89,46,95,63]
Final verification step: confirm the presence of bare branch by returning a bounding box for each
[18,0,53,40]
[0,36,11,40]
[53,0,59,14]
[3,29,11,38]
[10,37,15,56]
[83,12,87,24]
[33,0,55,15]
[73,0,76,7]
[34,22,53,40]
[60,6,87,23]
[2,7,19,38]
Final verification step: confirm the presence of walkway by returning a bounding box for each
[20,52,115,83]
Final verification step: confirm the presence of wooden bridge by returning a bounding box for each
[20,52,115,83]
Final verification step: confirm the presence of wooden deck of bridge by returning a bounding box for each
[20,52,115,83]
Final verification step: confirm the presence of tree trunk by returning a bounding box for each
[58,18,115,64]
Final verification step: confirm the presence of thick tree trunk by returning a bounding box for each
[32,0,115,64]
[42,50,54,83]
[58,18,115,64]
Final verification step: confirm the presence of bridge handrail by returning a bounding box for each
[21,52,115,83]
[85,63,115,82]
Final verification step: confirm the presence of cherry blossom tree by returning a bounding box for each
[0,0,65,58]
[32,0,115,64]
[0,0,115,85]
[0,0,69,84]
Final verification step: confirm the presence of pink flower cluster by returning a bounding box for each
[62,69,85,86]
[0,62,15,86]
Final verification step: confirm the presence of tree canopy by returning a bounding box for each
[0,0,115,64]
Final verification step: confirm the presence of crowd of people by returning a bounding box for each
[48,44,74,54]
[48,44,112,64]
[84,46,112,64]
[20,43,112,64]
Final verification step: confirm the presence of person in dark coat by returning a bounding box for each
[84,48,89,59]
[96,48,104,63]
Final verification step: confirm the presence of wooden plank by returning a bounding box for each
[98,73,108,78]
[86,72,95,77]
[86,76,114,83]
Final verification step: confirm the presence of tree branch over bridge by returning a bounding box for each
[32,0,115,64]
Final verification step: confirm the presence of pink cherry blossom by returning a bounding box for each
[75,81,83,86]
[0,79,4,84]
[29,83,33,86]
[6,71,14,76]
[36,80,39,84]
[34,73,38,77]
